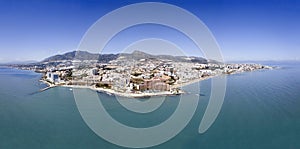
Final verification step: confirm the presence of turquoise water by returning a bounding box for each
[0,62,300,149]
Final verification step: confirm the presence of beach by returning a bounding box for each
[39,71,250,98]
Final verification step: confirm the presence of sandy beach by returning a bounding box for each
[39,70,253,98]
[60,84,183,98]
[38,74,220,98]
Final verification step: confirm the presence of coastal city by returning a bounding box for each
[12,51,273,97]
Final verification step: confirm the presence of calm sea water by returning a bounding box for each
[0,62,300,149]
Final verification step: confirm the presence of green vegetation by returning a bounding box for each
[130,78,144,84]
[95,83,112,89]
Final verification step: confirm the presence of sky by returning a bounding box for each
[0,0,299,62]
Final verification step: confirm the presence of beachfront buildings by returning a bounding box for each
[38,54,271,94]
[46,72,60,83]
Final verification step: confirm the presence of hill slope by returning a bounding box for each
[41,50,208,64]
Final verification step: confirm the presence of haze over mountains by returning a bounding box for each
[41,50,209,64]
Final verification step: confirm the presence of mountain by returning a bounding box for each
[41,50,208,64]
[120,50,208,63]
[42,51,99,62]
[0,60,38,65]
[42,51,119,63]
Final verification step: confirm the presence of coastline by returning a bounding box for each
[62,85,183,98]
[38,79,185,98]
[32,66,275,98]
[39,74,218,98]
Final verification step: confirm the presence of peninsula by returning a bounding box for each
[11,50,273,97]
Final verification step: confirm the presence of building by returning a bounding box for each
[46,72,60,83]
[91,68,99,75]
[138,78,170,91]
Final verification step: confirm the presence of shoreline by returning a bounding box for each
[39,74,218,98]
[38,79,186,98]
[35,67,274,98]
[63,85,183,98]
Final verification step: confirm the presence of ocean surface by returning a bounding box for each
[0,61,300,149]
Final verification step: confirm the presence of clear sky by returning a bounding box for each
[0,0,299,62]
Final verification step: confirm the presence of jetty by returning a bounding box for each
[39,86,56,92]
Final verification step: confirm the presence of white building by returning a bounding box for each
[46,72,60,83]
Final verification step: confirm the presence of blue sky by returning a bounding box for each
[0,0,299,62]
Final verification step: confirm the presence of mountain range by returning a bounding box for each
[41,50,209,64]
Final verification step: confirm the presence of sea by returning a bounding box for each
[0,61,299,149]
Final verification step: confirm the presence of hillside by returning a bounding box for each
[41,50,208,64]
